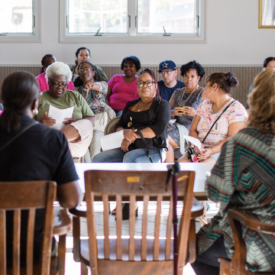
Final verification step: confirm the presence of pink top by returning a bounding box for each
[0,111,2,115]
[35,72,75,92]
[108,74,139,110]
[196,98,247,148]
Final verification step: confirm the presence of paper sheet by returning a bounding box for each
[183,135,202,152]
[48,105,74,130]
[100,131,124,151]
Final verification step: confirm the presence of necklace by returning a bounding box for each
[136,100,151,112]
[181,85,199,102]
[211,97,229,114]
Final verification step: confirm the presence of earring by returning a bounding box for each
[32,109,38,116]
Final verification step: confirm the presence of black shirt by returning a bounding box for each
[115,99,170,149]
[157,80,185,102]
[0,115,78,265]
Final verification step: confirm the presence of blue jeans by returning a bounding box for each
[93,146,164,163]
[114,109,123,117]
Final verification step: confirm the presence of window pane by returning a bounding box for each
[0,1,33,33]
[138,0,197,34]
[262,0,275,26]
[68,0,128,34]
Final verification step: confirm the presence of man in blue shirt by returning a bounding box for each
[157,60,185,102]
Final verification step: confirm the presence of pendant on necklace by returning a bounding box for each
[127,117,132,127]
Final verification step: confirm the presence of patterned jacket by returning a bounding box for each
[198,127,275,272]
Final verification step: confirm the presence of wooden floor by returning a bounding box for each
[57,201,219,275]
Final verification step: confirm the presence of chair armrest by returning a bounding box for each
[229,209,275,234]
[190,198,204,219]
[69,205,87,218]
[53,209,72,236]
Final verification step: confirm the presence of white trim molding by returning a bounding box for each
[0,0,41,43]
[59,0,205,44]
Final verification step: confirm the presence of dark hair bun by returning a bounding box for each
[226,72,238,87]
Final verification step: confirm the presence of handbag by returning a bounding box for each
[187,100,236,162]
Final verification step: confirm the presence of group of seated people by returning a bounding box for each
[0,50,275,274]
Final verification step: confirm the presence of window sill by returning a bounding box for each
[0,33,41,43]
[59,33,205,44]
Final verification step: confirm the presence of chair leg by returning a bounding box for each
[58,235,66,275]
[81,262,88,275]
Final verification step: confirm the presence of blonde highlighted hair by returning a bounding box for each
[248,68,275,133]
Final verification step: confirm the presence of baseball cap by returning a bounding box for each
[158,60,177,72]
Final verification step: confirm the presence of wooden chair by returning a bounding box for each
[0,181,71,275]
[71,169,203,275]
[219,209,275,275]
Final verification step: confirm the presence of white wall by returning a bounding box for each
[0,0,274,66]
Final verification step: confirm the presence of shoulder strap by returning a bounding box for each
[0,121,38,154]
[202,100,236,143]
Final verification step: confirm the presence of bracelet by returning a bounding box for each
[209,149,213,156]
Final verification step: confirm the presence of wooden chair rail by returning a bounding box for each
[229,209,275,234]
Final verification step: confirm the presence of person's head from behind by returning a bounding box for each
[204,72,238,100]
[248,68,275,133]
[263,57,275,69]
[0,71,39,133]
[75,47,91,66]
[120,56,141,78]
[137,68,160,101]
[46,62,72,98]
[74,61,98,87]
[158,60,178,85]
[40,54,56,74]
[180,60,205,90]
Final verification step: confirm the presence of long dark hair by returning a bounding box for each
[138,68,161,102]
[75,47,91,65]
[74,61,98,87]
[0,71,39,133]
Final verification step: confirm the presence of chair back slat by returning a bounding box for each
[85,171,99,275]
[0,181,56,275]
[0,210,6,275]
[153,195,163,260]
[115,195,122,260]
[40,182,56,275]
[26,209,35,275]
[141,195,149,260]
[165,197,173,260]
[102,194,110,259]
[129,195,136,261]
[177,172,195,273]
[13,209,21,275]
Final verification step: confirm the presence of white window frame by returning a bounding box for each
[59,0,205,44]
[0,0,41,43]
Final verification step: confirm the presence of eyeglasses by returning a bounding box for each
[159,70,174,76]
[50,82,68,88]
[137,81,155,88]
[79,67,93,74]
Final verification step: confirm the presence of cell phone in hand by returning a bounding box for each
[177,100,186,113]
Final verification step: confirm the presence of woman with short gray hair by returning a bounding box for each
[37,62,95,160]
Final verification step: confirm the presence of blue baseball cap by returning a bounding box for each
[158,60,177,72]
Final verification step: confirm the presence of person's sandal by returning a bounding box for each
[111,207,116,215]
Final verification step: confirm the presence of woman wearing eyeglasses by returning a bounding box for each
[74,61,115,161]
[37,62,95,161]
[106,56,141,117]
[93,68,170,163]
